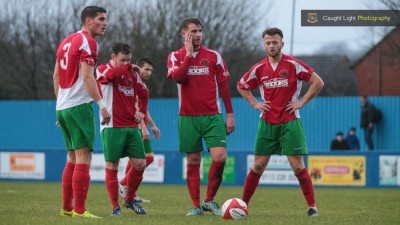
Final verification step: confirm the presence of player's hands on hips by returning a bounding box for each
[134,111,145,123]
[151,125,161,139]
[141,126,150,140]
[225,113,235,135]
[100,108,111,125]
[285,101,303,114]
[184,32,193,56]
[252,101,271,113]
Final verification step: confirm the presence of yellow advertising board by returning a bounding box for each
[308,156,365,186]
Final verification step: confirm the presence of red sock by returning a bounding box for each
[124,167,144,202]
[61,162,75,211]
[295,168,316,207]
[145,155,154,168]
[205,161,225,202]
[242,169,262,205]
[186,164,201,207]
[120,161,132,186]
[105,168,119,209]
[72,164,90,214]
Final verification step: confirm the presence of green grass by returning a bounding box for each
[0,181,399,225]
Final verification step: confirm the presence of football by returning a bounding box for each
[221,198,248,220]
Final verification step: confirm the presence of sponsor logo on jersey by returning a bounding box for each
[279,69,288,77]
[188,66,209,75]
[263,78,288,88]
[200,58,209,66]
[118,84,134,96]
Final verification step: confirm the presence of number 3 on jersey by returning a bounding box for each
[60,42,71,70]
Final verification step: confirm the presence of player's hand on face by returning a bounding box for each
[151,126,161,139]
[225,113,235,135]
[142,127,150,140]
[285,101,303,114]
[134,111,145,123]
[253,101,271,113]
[184,31,193,55]
[100,108,111,125]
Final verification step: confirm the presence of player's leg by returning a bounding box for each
[57,109,75,216]
[242,155,270,205]
[64,103,99,218]
[201,115,227,215]
[133,151,154,203]
[118,161,130,197]
[185,152,203,215]
[282,119,318,216]
[101,128,126,216]
[122,127,146,214]
[105,161,121,216]
[242,118,281,205]
[179,116,204,215]
[72,147,96,217]
[287,155,318,216]
[59,151,76,216]
[119,133,153,194]
[57,104,99,218]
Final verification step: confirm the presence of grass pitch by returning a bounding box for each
[0,181,399,225]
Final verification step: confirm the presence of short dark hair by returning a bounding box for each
[336,132,344,136]
[112,42,131,55]
[80,6,106,25]
[136,57,154,67]
[180,17,202,31]
[262,27,283,39]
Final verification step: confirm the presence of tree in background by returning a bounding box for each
[0,0,265,99]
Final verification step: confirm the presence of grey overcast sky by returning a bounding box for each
[263,0,394,56]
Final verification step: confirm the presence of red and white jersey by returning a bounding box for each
[96,62,149,131]
[167,46,230,116]
[238,54,314,124]
[56,31,99,110]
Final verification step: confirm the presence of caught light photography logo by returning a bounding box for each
[307,12,318,24]
[302,10,400,26]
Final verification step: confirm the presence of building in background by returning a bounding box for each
[351,26,400,96]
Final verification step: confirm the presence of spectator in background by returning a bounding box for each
[345,127,360,150]
[360,96,375,150]
[330,132,350,150]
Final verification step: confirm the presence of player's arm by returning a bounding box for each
[140,120,150,140]
[167,32,193,83]
[53,62,59,98]
[167,54,192,83]
[147,111,160,138]
[81,62,111,125]
[285,72,324,113]
[134,75,149,123]
[105,64,132,81]
[237,86,271,112]
[218,81,235,135]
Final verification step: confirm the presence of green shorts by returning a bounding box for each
[101,127,145,162]
[56,103,95,151]
[254,118,307,156]
[178,114,227,153]
[139,129,153,154]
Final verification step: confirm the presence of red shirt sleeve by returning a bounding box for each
[237,64,261,90]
